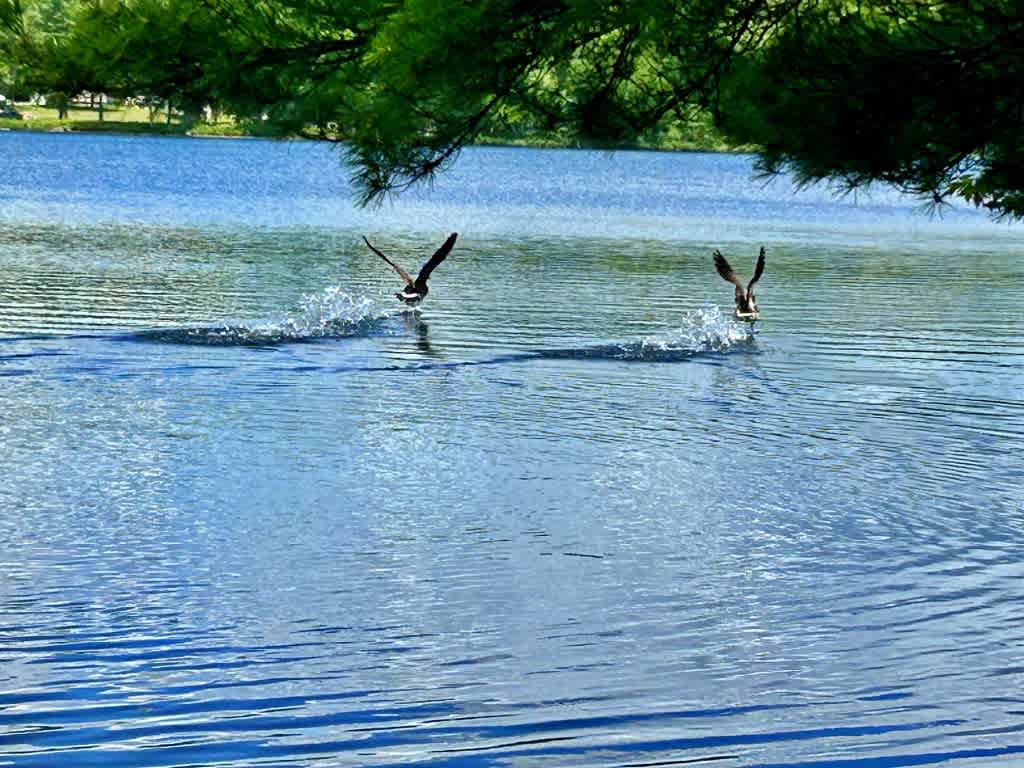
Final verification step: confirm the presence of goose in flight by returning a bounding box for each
[714,246,765,320]
[363,233,458,306]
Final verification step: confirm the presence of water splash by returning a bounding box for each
[534,305,754,363]
[276,286,383,340]
[603,304,755,361]
[134,288,389,346]
[654,303,755,351]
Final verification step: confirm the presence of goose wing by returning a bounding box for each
[363,236,414,285]
[414,232,458,290]
[747,247,766,292]
[713,249,744,289]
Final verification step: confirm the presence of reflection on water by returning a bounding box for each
[1,133,1023,767]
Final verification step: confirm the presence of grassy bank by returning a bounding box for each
[2,103,751,152]
[0,103,246,137]
[476,111,755,153]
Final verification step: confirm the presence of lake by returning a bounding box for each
[1,132,1023,767]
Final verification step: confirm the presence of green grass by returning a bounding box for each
[2,102,753,152]
[1,102,247,137]
[1,117,185,134]
[16,103,169,122]
[188,121,246,137]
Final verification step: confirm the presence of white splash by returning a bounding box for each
[636,303,755,355]
[189,287,388,345]
[277,286,383,339]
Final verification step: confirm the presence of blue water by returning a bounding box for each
[1,132,1023,767]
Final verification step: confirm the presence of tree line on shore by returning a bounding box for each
[2,0,1021,217]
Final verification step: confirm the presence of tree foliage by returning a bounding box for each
[346,0,802,203]
[716,0,1024,218]
[6,0,1024,217]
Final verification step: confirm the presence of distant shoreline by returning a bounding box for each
[0,117,248,138]
[0,112,752,154]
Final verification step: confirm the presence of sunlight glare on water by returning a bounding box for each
[1,132,1023,768]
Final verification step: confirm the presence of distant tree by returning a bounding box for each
[69,0,216,121]
[0,63,14,101]
[55,0,385,131]
[0,0,103,117]
[0,0,35,100]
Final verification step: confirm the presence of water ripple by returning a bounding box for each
[2,135,1023,768]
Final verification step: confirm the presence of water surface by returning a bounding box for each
[1,132,1023,767]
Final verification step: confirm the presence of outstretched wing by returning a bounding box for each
[747,247,766,292]
[713,249,743,288]
[414,233,458,290]
[363,236,414,285]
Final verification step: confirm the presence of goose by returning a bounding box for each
[363,233,458,306]
[714,246,765,320]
